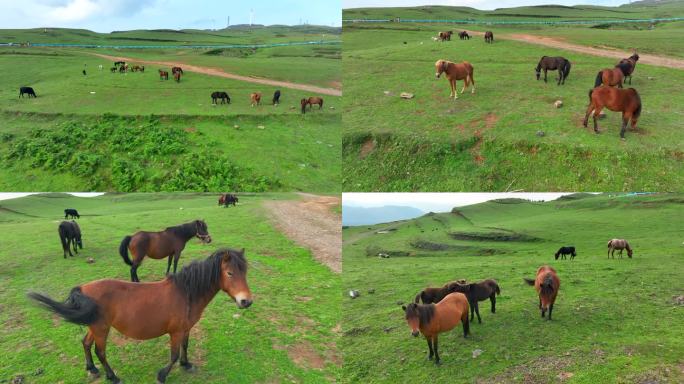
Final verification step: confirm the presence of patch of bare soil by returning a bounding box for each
[287,341,326,370]
[264,194,341,273]
[359,138,376,159]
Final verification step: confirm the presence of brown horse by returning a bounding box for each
[524,265,560,320]
[583,87,642,139]
[448,279,500,324]
[484,31,494,43]
[435,59,475,99]
[250,92,262,107]
[218,193,238,207]
[159,69,169,80]
[29,248,252,384]
[608,239,633,258]
[172,66,183,75]
[617,53,639,85]
[595,67,625,88]
[414,279,467,304]
[119,220,212,282]
[402,292,470,365]
[438,31,452,42]
[301,96,324,114]
[173,71,181,82]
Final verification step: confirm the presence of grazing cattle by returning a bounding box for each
[64,208,80,219]
[402,292,470,365]
[617,53,639,85]
[250,92,262,107]
[555,246,576,260]
[28,249,252,384]
[19,86,37,98]
[458,31,470,40]
[448,279,500,324]
[272,90,281,105]
[524,265,560,320]
[218,193,238,207]
[58,221,83,258]
[211,91,230,105]
[159,70,169,80]
[583,87,641,139]
[300,96,324,114]
[173,71,181,82]
[535,56,571,85]
[484,31,494,43]
[608,239,633,258]
[435,59,475,99]
[595,66,626,88]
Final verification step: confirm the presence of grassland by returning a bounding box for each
[341,193,684,383]
[0,193,341,383]
[342,16,684,191]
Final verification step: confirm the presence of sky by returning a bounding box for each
[343,192,579,212]
[343,0,631,10]
[0,0,341,32]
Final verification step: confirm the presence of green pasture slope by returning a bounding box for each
[342,3,684,191]
[342,193,684,383]
[0,193,341,383]
[0,26,341,192]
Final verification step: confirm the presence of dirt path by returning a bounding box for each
[264,193,341,273]
[86,52,343,96]
[464,30,684,69]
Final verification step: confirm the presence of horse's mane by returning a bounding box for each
[540,275,556,296]
[170,248,247,304]
[405,303,435,327]
[165,221,199,238]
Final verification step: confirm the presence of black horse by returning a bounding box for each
[555,246,576,260]
[225,194,238,207]
[458,31,470,40]
[484,31,494,43]
[64,208,80,219]
[19,87,37,98]
[617,53,639,85]
[59,221,83,258]
[272,90,281,105]
[448,279,500,324]
[211,91,231,104]
[535,56,571,85]
[114,61,125,66]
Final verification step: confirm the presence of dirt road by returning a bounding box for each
[87,52,343,96]
[264,194,341,273]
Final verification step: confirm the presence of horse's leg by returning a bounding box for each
[620,115,628,139]
[469,299,475,322]
[180,331,195,371]
[67,238,74,257]
[460,77,467,94]
[172,251,181,274]
[166,255,173,275]
[157,332,182,384]
[452,79,458,99]
[475,301,482,324]
[557,69,562,85]
[544,69,548,83]
[93,327,120,383]
[583,101,594,128]
[490,293,496,313]
[433,336,441,365]
[425,336,434,360]
[470,74,475,93]
[592,106,603,134]
[83,329,99,378]
[73,237,78,254]
[548,303,553,320]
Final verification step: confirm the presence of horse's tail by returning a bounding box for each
[523,278,535,286]
[563,60,571,79]
[632,89,642,118]
[594,71,603,88]
[28,287,99,326]
[58,225,68,251]
[119,236,133,266]
[588,88,595,102]
[494,283,501,296]
[414,291,422,303]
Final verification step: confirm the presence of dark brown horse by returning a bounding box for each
[524,265,560,320]
[484,31,494,43]
[435,59,475,99]
[172,66,183,75]
[414,279,466,304]
[159,69,169,80]
[583,87,641,139]
[617,53,639,85]
[58,221,82,258]
[402,292,469,365]
[119,220,212,282]
[218,193,238,207]
[438,31,452,42]
[595,66,625,88]
[448,279,500,324]
[301,96,324,114]
[458,31,470,40]
[29,249,252,384]
[535,56,571,85]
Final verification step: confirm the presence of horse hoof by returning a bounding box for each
[182,363,196,373]
[88,371,100,379]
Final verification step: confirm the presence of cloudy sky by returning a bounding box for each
[343,192,580,212]
[343,0,631,10]
[0,0,341,32]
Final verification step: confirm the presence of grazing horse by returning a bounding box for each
[524,265,560,320]
[58,221,82,258]
[159,70,169,80]
[555,246,576,260]
[435,59,475,99]
[535,56,571,85]
[438,31,452,42]
[272,89,281,105]
[484,31,494,43]
[172,66,183,75]
[595,66,625,88]
[219,193,238,207]
[114,61,125,67]
[617,53,639,85]
[64,208,80,219]
[173,71,181,82]
[300,96,324,114]
[402,292,470,365]
[119,220,212,282]
[583,87,641,139]
[448,279,500,324]
[28,249,252,384]
[608,239,633,258]
[211,91,230,104]
[19,87,36,98]
[458,31,470,40]
[250,92,262,106]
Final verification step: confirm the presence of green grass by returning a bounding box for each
[341,193,684,383]
[0,193,341,383]
[341,24,684,191]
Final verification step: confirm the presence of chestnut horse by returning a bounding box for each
[172,66,183,75]
[524,265,560,320]
[402,292,470,365]
[159,69,169,80]
[617,53,639,85]
[173,71,181,82]
[119,220,212,282]
[435,59,475,99]
[608,238,633,258]
[250,92,262,107]
[484,31,494,43]
[438,31,452,42]
[595,66,626,88]
[29,249,252,384]
[449,279,500,324]
[583,87,641,139]
[301,96,324,114]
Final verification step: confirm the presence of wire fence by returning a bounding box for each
[0,40,342,49]
[342,17,684,25]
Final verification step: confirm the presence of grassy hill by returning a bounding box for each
[0,193,341,383]
[342,193,684,383]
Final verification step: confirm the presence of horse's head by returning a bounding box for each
[535,66,541,80]
[402,303,421,337]
[447,282,470,294]
[301,98,308,113]
[627,248,633,258]
[218,248,252,309]
[435,60,448,78]
[195,220,212,244]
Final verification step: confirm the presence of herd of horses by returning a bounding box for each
[403,239,634,364]
[31,200,252,383]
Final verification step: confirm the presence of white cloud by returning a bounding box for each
[48,0,101,22]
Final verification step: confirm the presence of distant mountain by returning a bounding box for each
[343,205,425,226]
